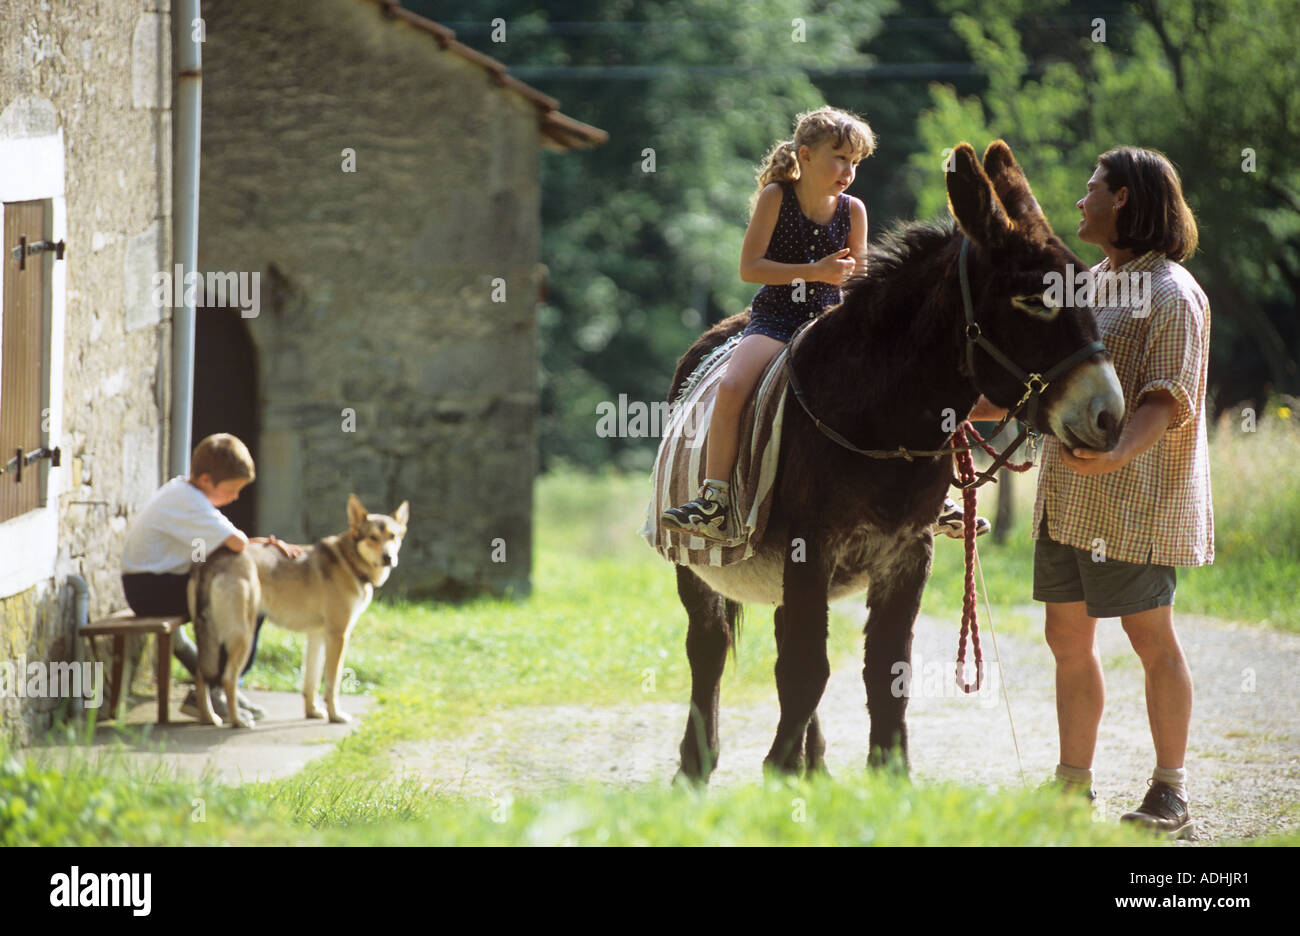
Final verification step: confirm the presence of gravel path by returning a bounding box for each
[390,608,1299,843]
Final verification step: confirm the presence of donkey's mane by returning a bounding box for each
[860,216,957,285]
[826,214,960,343]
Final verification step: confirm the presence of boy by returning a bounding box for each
[120,433,300,722]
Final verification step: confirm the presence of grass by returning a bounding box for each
[5,411,1296,845]
[1,740,1168,846]
[922,406,1300,634]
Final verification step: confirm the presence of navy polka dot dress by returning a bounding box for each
[744,179,851,342]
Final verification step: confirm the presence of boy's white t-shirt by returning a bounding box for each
[121,476,242,575]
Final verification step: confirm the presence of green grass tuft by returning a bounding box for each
[11,414,1293,845]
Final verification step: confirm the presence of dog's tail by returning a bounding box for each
[190,547,229,684]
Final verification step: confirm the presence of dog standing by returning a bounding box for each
[188,494,409,727]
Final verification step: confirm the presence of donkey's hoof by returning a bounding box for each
[804,761,832,781]
[866,746,910,777]
[762,755,804,779]
[672,768,709,789]
[676,745,718,784]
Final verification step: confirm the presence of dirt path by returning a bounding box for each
[390,609,1299,843]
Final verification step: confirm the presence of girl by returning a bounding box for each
[661,107,986,541]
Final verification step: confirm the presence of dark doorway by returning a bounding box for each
[192,305,259,534]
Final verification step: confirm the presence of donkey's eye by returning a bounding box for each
[1012,293,1060,321]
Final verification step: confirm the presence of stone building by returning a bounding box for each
[195,0,605,600]
[0,0,603,744]
[1,0,174,744]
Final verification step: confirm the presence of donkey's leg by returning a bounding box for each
[773,605,829,778]
[863,535,932,771]
[804,712,828,776]
[675,566,732,784]
[765,548,830,775]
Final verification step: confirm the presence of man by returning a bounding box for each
[972,146,1212,838]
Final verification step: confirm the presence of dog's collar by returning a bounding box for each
[339,536,374,586]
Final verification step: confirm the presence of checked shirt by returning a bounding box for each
[1032,250,1214,567]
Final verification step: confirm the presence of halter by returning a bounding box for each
[785,235,1105,488]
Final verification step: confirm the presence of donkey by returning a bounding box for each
[669,141,1126,782]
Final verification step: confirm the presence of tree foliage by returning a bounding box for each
[409,0,888,468]
[909,0,1300,411]
[411,0,1291,467]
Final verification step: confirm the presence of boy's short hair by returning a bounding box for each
[190,433,255,484]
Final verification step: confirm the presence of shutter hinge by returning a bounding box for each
[1,446,61,481]
[11,236,67,270]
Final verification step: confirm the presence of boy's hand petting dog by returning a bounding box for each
[251,535,305,559]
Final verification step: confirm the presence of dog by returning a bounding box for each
[188,494,409,728]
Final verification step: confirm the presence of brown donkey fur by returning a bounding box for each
[669,141,1124,781]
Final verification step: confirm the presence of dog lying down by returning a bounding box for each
[187,494,409,728]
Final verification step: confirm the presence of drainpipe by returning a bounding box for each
[67,574,90,715]
[67,573,90,636]
[171,1,202,478]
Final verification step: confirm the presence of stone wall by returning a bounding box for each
[0,0,173,744]
[199,0,539,599]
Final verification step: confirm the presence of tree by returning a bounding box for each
[907,0,1300,412]
[409,0,888,468]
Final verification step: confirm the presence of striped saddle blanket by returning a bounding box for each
[639,335,792,566]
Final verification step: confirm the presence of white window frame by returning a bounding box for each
[0,131,67,598]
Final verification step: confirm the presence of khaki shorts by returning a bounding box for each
[1032,512,1176,619]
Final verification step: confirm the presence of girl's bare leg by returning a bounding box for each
[703,334,786,481]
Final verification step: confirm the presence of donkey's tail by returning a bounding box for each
[724,599,743,658]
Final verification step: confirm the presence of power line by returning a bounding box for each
[508,62,1040,80]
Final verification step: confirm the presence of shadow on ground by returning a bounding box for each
[29,687,373,784]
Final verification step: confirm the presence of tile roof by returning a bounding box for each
[366,0,608,151]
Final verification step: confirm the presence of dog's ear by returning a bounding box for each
[347,493,368,531]
[393,500,409,528]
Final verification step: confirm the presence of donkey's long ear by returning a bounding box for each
[946,142,1012,245]
[982,140,1050,237]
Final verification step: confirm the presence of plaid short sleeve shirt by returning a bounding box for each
[1032,250,1214,567]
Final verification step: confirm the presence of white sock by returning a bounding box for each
[1153,765,1187,798]
[1055,763,1094,789]
[702,478,730,503]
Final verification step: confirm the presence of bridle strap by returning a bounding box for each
[784,235,1105,481]
[960,237,1029,384]
[960,236,1105,430]
[785,338,1023,463]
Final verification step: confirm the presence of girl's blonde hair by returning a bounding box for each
[751,107,876,212]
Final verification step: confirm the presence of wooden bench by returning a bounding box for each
[82,610,185,723]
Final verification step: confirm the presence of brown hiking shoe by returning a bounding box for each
[1120,779,1194,839]
[1039,777,1097,803]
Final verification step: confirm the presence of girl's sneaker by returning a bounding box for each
[935,496,991,538]
[662,481,733,542]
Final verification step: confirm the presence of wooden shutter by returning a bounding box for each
[1,200,48,522]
